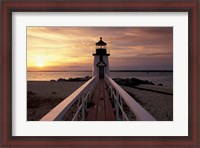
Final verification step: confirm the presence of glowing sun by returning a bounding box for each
[35,57,45,68]
[36,62,44,67]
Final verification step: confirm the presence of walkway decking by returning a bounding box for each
[40,75,156,121]
[86,79,115,121]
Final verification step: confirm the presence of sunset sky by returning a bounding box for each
[27,27,173,71]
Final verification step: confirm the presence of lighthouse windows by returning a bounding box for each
[96,45,107,49]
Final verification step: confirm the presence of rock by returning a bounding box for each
[52,91,57,94]
[113,77,155,87]
[113,78,124,82]
[27,91,35,95]
[149,82,155,85]
[84,75,91,80]
[158,83,163,86]
[68,76,91,82]
[57,78,66,82]
[56,76,91,82]
[69,78,83,81]
[50,79,56,82]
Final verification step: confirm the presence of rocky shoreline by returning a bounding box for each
[50,75,91,82]
[113,77,165,87]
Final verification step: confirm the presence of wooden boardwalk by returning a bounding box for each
[86,79,115,121]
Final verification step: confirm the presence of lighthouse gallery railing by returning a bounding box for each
[40,76,98,121]
[105,74,156,121]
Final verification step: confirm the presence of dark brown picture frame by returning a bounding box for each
[1,0,199,147]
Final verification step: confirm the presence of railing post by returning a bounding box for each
[40,76,97,121]
[104,74,156,121]
[82,95,85,121]
[110,87,113,98]
[77,97,80,108]
[115,93,120,120]
[119,97,124,121]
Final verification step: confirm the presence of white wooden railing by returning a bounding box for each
[40,76,98,121]
[40,74,156,121]
[105,74,156,121]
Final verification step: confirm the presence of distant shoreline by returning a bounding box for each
[27,70,173,72]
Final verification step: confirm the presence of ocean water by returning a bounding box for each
[28,71,173,88]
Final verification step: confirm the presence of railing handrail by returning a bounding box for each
[40,76,97,121]
[105,74,156,121]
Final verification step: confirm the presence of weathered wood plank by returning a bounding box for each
[104,82,115,121]
[86,80,100,120]
[96,80,106,120]
[86,79,115,121]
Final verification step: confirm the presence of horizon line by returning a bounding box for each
[27,70,173,72]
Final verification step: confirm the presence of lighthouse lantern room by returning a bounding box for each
[92,37,110,78]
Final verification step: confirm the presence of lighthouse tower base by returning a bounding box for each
[92,55,110,78]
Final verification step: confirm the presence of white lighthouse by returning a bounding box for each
[92,37,110,78]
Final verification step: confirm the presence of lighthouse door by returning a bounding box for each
[97,60,106,79]
[99,67,104,78]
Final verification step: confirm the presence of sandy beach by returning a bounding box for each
[27,81,85,121]
[121,84,173,121]
[27,80,173,121]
